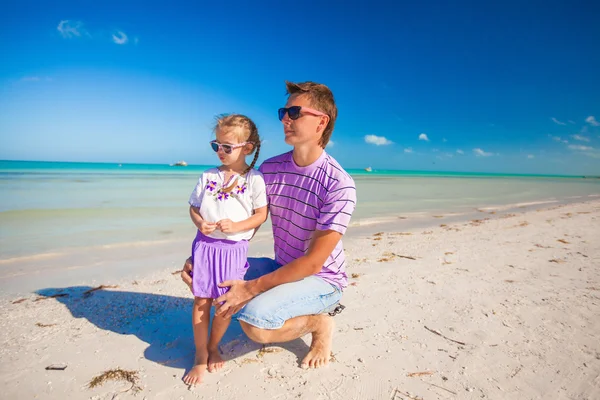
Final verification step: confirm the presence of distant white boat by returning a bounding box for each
[365,166,372,172]
[171,160,188,167]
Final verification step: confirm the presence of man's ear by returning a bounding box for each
[317,115,330,134]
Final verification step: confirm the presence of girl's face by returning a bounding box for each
[213,128,252,166]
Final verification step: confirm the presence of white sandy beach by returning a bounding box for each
[1,199,599,399]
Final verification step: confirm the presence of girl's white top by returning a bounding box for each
[188,167,268,241]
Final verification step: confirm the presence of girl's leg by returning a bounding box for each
[207,311,231,372]
[183,297,212,386]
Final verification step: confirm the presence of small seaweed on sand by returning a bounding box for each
[87,368,141,393]
[171,269,183,275]
[469,219,488,226]
[240,358,260,364]
[444,252,454,255]
[557,239,570,244]
[257,346,283,359]
[534,244,551,248]
[12,298,27,304]
[407,371,435,377]
[518,221,530,227]
[433,215,444,219]
[391,232,412,236]
[501,214,517,219]
[34,293,69,302]
[373,232,384,236]
[351,273,361,279]
[549,258,565,264]
[83,285,119,296]
[36,323,56,328]
[373,237,382,241]
[440,224,447,228]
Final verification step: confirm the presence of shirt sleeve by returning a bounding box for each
[316,178,357,235]
[250,170,268,210]
[188,173,206,208]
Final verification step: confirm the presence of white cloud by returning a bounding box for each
[569,120,576,124]
[586,116,600,127]
[551,117,566,126]
[364,135,393,146]
[456,149,464,155]
[549,135,568,144]
[473,148,493,157]
[527,154,535,159]
[326,140,334,148]
[442,138,447,142]
[418,133,429,142]
[57,20,87,38]
[568,145,593,151]
[112,31,128,45]
[404,147,413,153]
[572,134,590,142]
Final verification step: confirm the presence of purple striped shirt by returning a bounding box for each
[259,150,357,289]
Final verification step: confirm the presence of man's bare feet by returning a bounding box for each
[183,353,208,386]
[301,315,334,369]
[207,347,225,372]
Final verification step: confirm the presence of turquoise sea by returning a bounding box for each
[1,160,599,294]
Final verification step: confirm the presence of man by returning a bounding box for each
[183,81,356,369]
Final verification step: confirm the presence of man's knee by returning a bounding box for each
[239,320,272,344]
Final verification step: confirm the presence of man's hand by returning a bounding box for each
[214,280,255,318]
[217,219,237,234]
[199,220,217,236]
[181,257,193,294]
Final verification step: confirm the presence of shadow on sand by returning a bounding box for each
[36,286,310,370]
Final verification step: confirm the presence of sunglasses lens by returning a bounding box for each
[210,142,219,152]
[222,145,232,154]
[288,106,301,120]
[278,108,286,121]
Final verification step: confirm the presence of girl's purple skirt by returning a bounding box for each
[189,231,249,299]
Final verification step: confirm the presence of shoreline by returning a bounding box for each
[1,195,599,297]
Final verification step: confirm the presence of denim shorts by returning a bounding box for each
[236,257,343,330]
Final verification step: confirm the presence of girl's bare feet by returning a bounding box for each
[207,347,225,372]
[183,353,208,386]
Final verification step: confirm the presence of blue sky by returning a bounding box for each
[1,1,599,175]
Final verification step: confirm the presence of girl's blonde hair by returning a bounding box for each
[214,114,261,192]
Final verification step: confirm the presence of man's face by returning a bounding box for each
[281,94,328,147]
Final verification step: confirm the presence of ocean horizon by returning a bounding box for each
[1,159,598,179]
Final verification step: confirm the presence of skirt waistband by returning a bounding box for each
[195,230,248,248]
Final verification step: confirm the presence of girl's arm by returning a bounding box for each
[190,205,217,235]
[217,206,268,234]
[189,206,204,230]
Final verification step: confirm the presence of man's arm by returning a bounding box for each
[214,229,342,317]
[249,229,341,294]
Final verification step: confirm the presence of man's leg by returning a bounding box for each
[240,315,334,368]
[236,265,342,369]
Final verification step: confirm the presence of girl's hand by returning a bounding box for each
[199,220,217,235]
[217,219,237,233]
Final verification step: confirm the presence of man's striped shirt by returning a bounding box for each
[258,150,357,289]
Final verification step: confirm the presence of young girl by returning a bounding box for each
[182,114,267,386]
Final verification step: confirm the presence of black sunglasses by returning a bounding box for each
[278,106,327,121]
